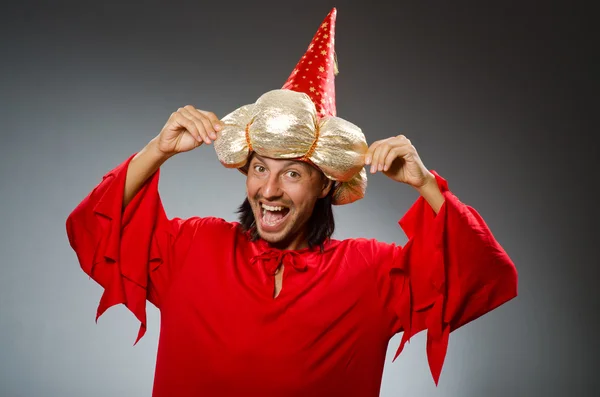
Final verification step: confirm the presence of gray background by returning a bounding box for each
[1,0,596,396]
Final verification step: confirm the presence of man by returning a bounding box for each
[66,8,517,397]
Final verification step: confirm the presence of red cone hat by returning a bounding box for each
[282,8,338,117]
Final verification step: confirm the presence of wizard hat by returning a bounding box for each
[214,8,368,205]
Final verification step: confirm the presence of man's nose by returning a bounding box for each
[262,174,283,199]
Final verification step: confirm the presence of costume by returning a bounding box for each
[66,8,518,397]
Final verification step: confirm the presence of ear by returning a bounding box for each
[318,177,334,199]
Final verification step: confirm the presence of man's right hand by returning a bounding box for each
[156,105,223,156]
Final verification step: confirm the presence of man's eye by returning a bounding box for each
[254,165,266,173]
[287,171,300,178]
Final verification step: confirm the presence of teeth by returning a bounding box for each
[262,204,284,211]
[263,211,277,225]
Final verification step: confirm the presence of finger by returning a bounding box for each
[395,135,412,148]
[371,143,392,174]
[178,108,207,144]
[383,148,400,172]
[184,106,216,142]
[197,110,223,134]
[374,144,393,172]
[383,143,412,171]
[173,111,203,144]
[365,141,383,165]
[180,108,212,144]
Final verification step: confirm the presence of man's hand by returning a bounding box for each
[365,135,444,213]
[156,105,223,156]
[364,135,435,188]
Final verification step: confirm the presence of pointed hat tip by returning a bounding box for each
[281,6,340,117]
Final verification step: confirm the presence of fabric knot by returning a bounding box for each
[245,122,253,152]
[250,249,308,275]
[302,124,320,160]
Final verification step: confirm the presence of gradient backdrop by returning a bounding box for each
[1,1,596,396]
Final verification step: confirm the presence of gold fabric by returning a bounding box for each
[214,89,368,205]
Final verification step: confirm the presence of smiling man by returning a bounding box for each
[66,8,518,397]
[244,154,331,251]
[237,153,335,300]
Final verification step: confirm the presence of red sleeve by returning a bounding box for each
[387,171,518,385]
[65,154,199,345]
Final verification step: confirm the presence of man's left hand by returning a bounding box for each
[364,135,434,189]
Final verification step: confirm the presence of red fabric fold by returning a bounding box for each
[66,153,166,345]
[390,170,518,385]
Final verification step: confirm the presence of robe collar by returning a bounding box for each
[249,236,339,274]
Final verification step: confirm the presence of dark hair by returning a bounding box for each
[236,186,336,251]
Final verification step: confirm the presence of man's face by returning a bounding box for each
[246,154,331,249]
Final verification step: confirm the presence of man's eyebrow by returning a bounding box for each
[252,154,313,173]
[282,160,314,174]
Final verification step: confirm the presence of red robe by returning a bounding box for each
[66,154,517,396]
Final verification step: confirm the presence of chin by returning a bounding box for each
[256,225,292,245]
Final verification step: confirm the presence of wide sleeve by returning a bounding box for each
[385,171,518,385]
[65,153,198,344]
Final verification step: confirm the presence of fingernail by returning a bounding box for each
[214,123,222,131]
[370,165,375,173]
[378,164,383,171]
[365,156,371,164]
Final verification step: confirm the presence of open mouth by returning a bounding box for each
[259,202,291,230]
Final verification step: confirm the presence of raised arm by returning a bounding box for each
[66,105,223,343]
[366,135,518,385]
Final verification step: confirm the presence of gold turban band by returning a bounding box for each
[214,89,368,205]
